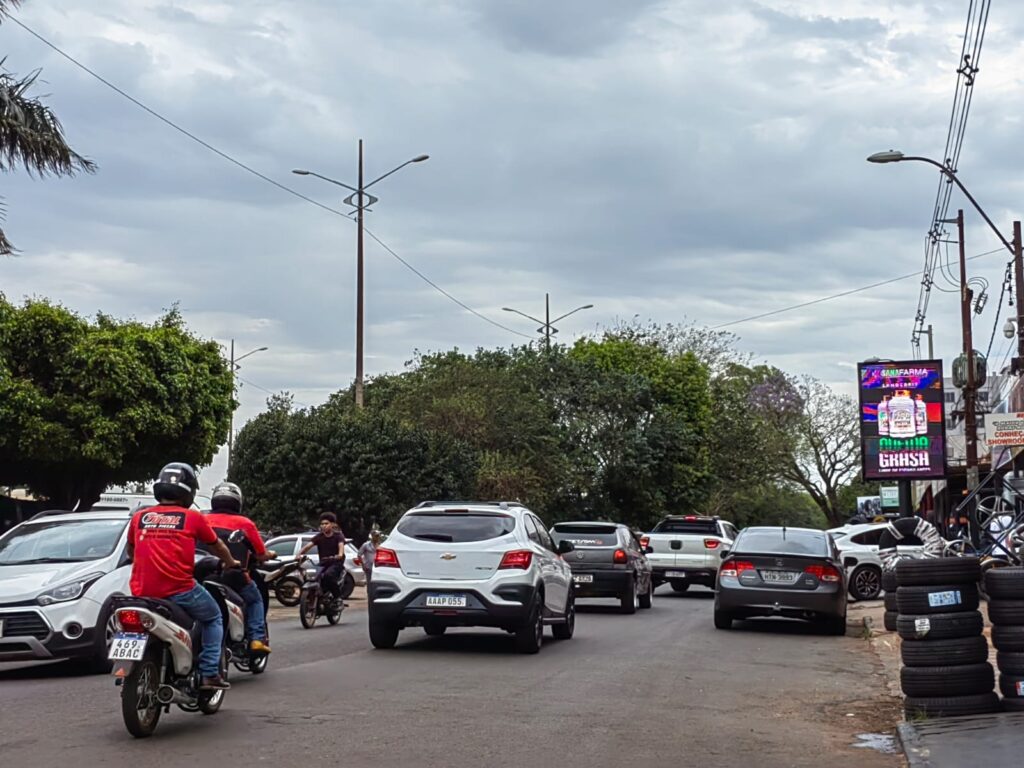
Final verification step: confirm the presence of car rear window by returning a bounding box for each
[651,519,719,535]
[397,512,516,543]
[736,530,828,556]
[551,525,619,547]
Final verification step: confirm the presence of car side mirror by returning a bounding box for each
[557,540,575,555]
[719,548,731,558]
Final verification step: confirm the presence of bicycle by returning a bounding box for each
[297,557,344,629]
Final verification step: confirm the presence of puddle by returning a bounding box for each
[851,733,898,754]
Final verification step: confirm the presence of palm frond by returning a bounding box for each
[0,1,24,19]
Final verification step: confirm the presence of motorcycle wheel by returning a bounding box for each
[121,648,163,738]
[300,589,319,629]
[327,603,342,625]
[250,652,269,674]
[275,577,303,607]
[198,649,228,715]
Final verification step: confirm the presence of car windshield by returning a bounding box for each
[0,519,128,565]
[651,519,719,535]
[550,524,619,546]
[397,512,516,543]
[736,529,828,556]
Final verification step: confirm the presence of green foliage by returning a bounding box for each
[0,296,233,509]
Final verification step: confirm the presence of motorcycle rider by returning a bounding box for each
[203,481,274,654]
[297,512,346,606]
[126,463,240,690]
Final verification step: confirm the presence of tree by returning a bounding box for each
[0,298,234,509]
[1,1,95,254]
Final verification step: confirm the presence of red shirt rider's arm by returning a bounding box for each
[244,519,267,556]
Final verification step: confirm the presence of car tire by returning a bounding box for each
[849,565,882,601]
[87,600,118,674]
[369,621,400,649]
[423,624,446,637]
[902,636,989,667]
[896,584,980,615]
[987,599,1024,626]
[620,578,637,615]
[992,625,1024,652]
[883,592,899,612]
[638,577,653,610]
[996,651,1024,676]
[999,673,1024,698]
[515,594,544,654]
[670,579,689,594]
[713,609,733,630]
[896,557,981,587]
[552,591,575,640]
[984,567,1024,600]
[824,615,847,636]
[896,611,984,641]
[904,692,1000,718]
[900,663,994,697]
[882,569,899,594]
[883,610,899,632]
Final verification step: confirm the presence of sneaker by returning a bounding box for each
[250,639,272,654]
[200,676,231,691]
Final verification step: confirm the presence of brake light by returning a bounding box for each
[804,564,842,583]
[640,536,650,549]
[354,556,363,567]
[116,609,150,633]
[720,560,754,578]
[704,538,720,549]
[685,515,697,521]
[498,550,533,570]
[613,549,628,564]
[375,548,400,568]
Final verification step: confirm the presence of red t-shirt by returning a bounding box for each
[204,512,267,575]
[129,505,218,598]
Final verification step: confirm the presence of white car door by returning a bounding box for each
[527,514,568,614]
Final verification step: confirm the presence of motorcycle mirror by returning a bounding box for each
[228,529,247,544]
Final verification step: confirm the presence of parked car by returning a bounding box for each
[643,515,737,592]
[827,523,922,602]
[549,521,653,613]
[0,509,133,669]
[367,501,575,653]
[714,526,848,634]
[263,533,365,597]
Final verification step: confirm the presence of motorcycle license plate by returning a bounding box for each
[108,632,148,661]
[425,594,467,608]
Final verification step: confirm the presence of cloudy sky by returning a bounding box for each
[3,0,1023,490]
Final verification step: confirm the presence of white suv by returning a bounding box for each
[367,501,576,653]
[0,509,133,669]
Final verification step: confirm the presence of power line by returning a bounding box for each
[713,248,1004,330]
[236,376,312,409]
[8,16,531,340]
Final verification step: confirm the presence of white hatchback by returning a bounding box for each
[367,502,576,653]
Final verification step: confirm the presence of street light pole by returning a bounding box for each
[545,293,551,353]
[955,210,980,494]
[502,296,594,352]
[226,340,268,477]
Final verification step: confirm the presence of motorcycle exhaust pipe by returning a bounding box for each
[156,685,183,705]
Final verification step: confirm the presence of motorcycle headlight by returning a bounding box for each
[37,573,104,606]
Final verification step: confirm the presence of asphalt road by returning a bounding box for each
[0,589,900,767]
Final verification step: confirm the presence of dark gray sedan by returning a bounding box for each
[714,527,847,634]
[550,522,654,614]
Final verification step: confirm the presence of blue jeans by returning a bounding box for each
[169,582,223,678]
[239,581,267,641]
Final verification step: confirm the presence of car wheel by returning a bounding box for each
[87,601,118,674]
[620,577,637,615]
[824,615,847,636]
[848,565,882,602]
[369,621,400,649]
[714,608,733,630]
[553,590,575,640]
[515,594,544,654]
[638,576,653,609]
[670,579,689,594]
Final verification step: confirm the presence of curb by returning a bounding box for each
[896,722,930,767]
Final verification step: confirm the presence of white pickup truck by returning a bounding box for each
[642,515,738,593]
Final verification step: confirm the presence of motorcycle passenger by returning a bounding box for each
[127,463,240,691]
[297,513,346,606]
[204,482,274,654]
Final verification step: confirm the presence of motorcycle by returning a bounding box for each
[258,558,306,607]
[298,556,344,629]
[196,549,271,677]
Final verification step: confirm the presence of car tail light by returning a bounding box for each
[115,609,152,633]
[704,538,720,549]
[375,548,400,568]
[353,556,363,567]
[804,564,842,583]
[684,515,697,521]
[498,550,533,570]
[720,560,754,578]
[613,549,628,564]
[640,536,650,549]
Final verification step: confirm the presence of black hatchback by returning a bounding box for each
[549,522,654,614]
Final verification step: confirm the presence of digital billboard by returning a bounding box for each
[858,360,947,481]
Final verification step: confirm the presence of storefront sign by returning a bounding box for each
[988,413,1024,447]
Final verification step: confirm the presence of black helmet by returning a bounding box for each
[211,481,243,514]
[153,463,199,507]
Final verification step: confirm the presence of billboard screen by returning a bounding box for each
[858,360,947,481]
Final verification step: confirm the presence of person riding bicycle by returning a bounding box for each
[297,513,346,607]
[203,482,274,654]
[126,463,240,691]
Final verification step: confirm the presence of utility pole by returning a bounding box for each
[355,140,366,409]
[925,324,934,358]
[1014,221,1024,375]
[544,293,551,353]
[957,210,981,547]
[228,339,235,475]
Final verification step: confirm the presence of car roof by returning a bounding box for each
[406,502,526,516]
[23,509,133,523]
[741,526,825,536]
[552,521,623,529]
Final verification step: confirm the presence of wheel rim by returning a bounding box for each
[855,568,880,598]
[534,604,543,645]
[304,596,317,624]
[135,664,158,726]
[104,613,118,652]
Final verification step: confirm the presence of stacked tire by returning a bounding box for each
[984,567,1024,712]
[882,569,899,632]
[896,557,1000,718]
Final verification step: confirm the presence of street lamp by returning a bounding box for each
[293,142,429,409]
[227,340,269,476]
[502,294,594,352]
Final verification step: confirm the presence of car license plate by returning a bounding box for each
[927,590,962,608]
[425,594,467,608]
[573,574,594,583]
[665,571,687,578]
[760,570,799,584]
[108,632,148,661]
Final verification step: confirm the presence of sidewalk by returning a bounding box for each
[853,598,1024,767]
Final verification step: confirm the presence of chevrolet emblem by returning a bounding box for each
[440,553,456,560]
